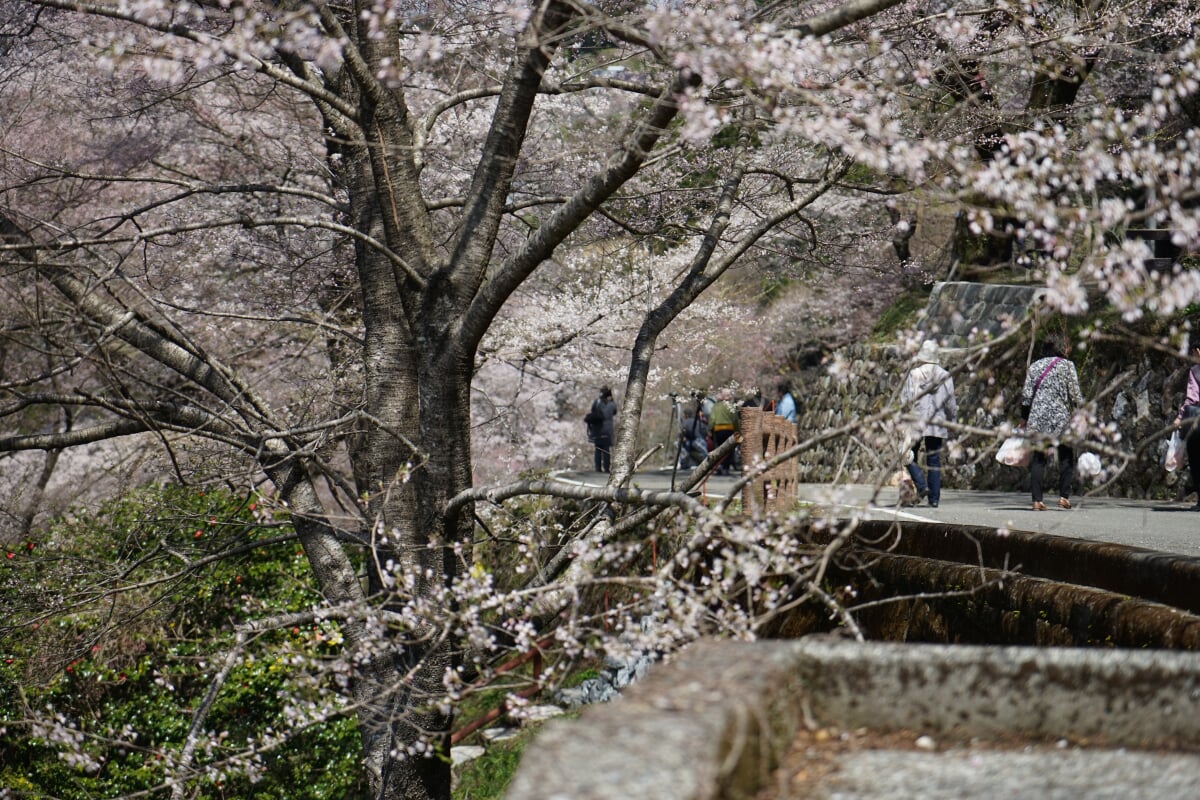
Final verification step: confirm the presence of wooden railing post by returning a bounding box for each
[738,408,798,514]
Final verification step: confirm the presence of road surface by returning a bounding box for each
[553,469,1200,559]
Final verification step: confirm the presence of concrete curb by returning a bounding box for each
[504,639,1200,800]
[840,519,1200,614]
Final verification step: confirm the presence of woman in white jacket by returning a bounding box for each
[901,341,958,508]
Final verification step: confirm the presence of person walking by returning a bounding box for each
[708,388,739,475]
[774,379,797,423]
[586,386,618,473]
[900,340,957,508]
[1172,336,1200,510]
[1021,335,1084,511]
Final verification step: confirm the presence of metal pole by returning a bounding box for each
[669,397,682,491]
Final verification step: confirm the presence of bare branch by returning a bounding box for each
[445,477,720,524]
[460,69,693,348]
[791,0,913,37]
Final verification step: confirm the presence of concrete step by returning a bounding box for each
[505,639,1200,800]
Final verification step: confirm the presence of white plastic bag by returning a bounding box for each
[901,431,916,465]
[1077,452,1102,480]
[1165,431,1185,473]
[996,436,1031,468]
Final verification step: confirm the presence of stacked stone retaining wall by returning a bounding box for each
[794,284,1191,499]
[920,281,1041,346]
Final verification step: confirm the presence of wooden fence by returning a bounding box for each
[738,408,798,514]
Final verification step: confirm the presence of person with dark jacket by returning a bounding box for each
[677,404,709,470]
[1021,335,1084,511]
[1172,336,1200,510]
[586,386,618,473]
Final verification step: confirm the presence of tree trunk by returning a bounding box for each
[322,119,473,795]
[346,338,472,800]
[329,324,471,799]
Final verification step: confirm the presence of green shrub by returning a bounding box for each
[1,484,634,799]
[0,484,363,800]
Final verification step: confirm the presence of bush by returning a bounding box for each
[0,484,364,799]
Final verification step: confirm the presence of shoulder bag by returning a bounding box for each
[1033,357,1063,399]
[1020,357,1062,421]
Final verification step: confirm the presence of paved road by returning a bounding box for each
[554,470,1200,559]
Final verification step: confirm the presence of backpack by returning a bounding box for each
[584,406,603,441]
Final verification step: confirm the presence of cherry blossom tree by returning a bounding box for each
[3,1,1200,798]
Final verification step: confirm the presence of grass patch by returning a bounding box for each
[452,711,581,800]
[452,661,601,798]
[453,729,537,800]
[871,289,928,341]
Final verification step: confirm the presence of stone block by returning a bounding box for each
[505,639,1200,800]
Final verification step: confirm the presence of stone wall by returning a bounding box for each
[919,281,1041,346]
[793,284,1191,499]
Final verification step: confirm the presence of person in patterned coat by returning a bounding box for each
[1021,335,1084,511]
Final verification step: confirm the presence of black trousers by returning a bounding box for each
[1186,427,1200,498]
[1031,444,1074,503]
[593,435,612,473]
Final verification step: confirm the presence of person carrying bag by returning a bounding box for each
[1172,339,1200,510]
[1020,335,1083,511]
[901,341,957,508]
